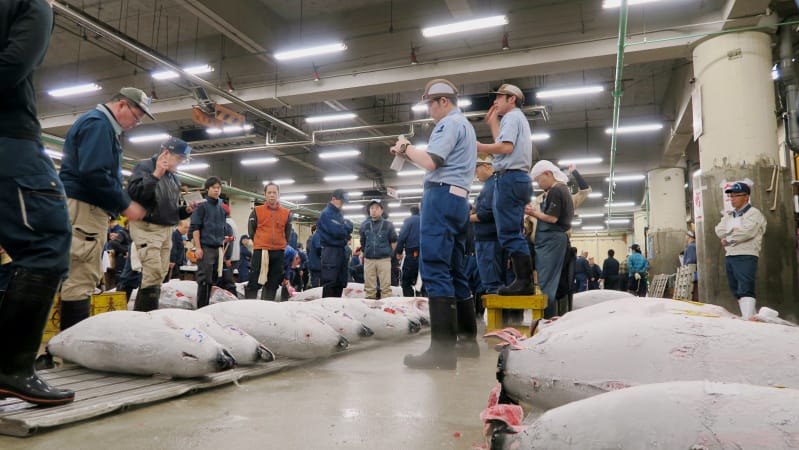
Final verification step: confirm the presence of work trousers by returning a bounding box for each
[400,248,419,297]
[61,198,107,301]
[321,246,348,297]
[475,240,505,294]
[534,229,568,318]
[246,249,285,300]
[364,257,392,299]
[492,170,532,257]
[129,221,172,289]
[419,185,470,299]
[725,255,758,298]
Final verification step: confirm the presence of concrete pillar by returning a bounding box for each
[692,31,798,320]
[633,210,648,253]
[647,168,687,275]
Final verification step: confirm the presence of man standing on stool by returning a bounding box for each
[391,78,477,369]
[317,189,353,298]
[245,182,292,300]
[476,84,534,296]
[714,181,766,319]
[127,137,195,311]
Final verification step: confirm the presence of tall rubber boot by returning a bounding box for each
[244,286,259,299]
[474,293,485,318]
[498,254,535,296]
[0,270,75,406]
[133,286,160,312]
[455,297,480,358]
[196,282,211,309]
[403,296,457,370]
[60,298,91,331]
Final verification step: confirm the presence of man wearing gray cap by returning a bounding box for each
[477,83,534,296]
[127,137,197,311]
[58,88,152,328]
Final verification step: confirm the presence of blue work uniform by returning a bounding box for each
[420,108,476,299]
[491,108,533,257]
[317,202,353,297]
[473,176,506,294]
[395,213,420,296]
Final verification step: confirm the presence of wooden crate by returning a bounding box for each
[482,293,548,334]
[41,292,128,345]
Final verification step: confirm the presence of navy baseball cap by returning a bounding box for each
[724,182,750,195]
[332,189,350,203]
[162,137,192,158]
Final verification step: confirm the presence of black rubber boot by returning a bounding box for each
[474,293,485,318]
[196,282,211,309]
[59,298,91,331]
[133,286,160,312]
[498,254,535,296]
[403,296,457,370]
[244,286,259,299]
[0,270,75,406]
[455,297,480,358]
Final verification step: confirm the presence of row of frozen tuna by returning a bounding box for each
[482,290,799,449]
[47,296,428,378]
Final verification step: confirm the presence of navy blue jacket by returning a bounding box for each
[189,196,227,248]
[60,107,131,214]
[359,217,397,259]
[0,0,52,144]
[575,256,590,275]
[474,180,498,241]
[170,229,186,266]
[395,213,420,254]
[283,245,298,280]
[307,232,322,271]
[602,256,619,277]
[317,202,353,248]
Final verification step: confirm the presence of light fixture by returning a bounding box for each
[347,191,363,198]
[274,42,347,61]
[341,204,364,210]
[582,225,605,231]
[207,124,253,136]
[281,194,308,201]
[536,85,604,99]
[323,174,358,182]
[501,32,510,51]
[390,212,412,219]
[457,98,472,108]
[557,157,603,166]
[44,149,63,160]
[587,192,603,198]
[578,213,605,218]
[397,170,426,177]
[129,133,170,144]
[606,218,631,224]
[412,103,428,113]
[602,0,662,8]
[531,133,550,141]
[262,178,295,185]
[604,201,636,208]
[396,187,424,195]
[605,123,664,135]
[305,112,357,124]
[152,64,215,80]
[319,149,361,159]
[388,202,402,208]
[422,15,508,38]
[48,83,102,97]
[178,163,210,172]
[605,174,646,182]
[344,214,365,221]
[207,128,223,135]
[121,169,132,177]
[571,219,582,226]
[241,157,278,166]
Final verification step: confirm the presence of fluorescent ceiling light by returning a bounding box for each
[537,85,604,99]
[344,214,365,221]
[152,64,214,80]
[207,128,223,135]
[207,124,253,135]
[604,202,636,208]
[324,174,358,182]
[341,204,364,210]
[571,219,583,226]
[606,218,631,224]
[263,178,295,185]
[396,187,424,195]
[129,133,170,144]
[319,149,361,159]
[605,123,664,134]
[306,112,357,124]
[179,163,210,171]
[422,15,508,38]
[605,174,646,182]
[121,169,132,177]
[274,42,347,61]
[578,213,604,218]
[412,103,428,113]
[457,99,472,108]
[388,202,402,208]
[397,170,425,177]
[588,192,603,198]
[44,149,63,160]
[390,212,412,219]
[557,157,603,166]
[281,194,307,201]
[241,157,278,166]
[531,133,550,141]
[48,83,102,97]
[582,225,605,231]
[603,0,661,8]
[348,191,363,198]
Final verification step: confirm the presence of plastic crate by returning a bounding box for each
[40,292,128,345]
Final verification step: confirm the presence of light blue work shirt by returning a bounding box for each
[492,108,532,171]
[424,108,477,191]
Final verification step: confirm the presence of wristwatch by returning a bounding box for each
[398,143,409,155]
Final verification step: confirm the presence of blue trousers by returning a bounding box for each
[475,240,506,294]
[400,248,419,297]
[464,254,483,296]
[419,185,470,299]
[574,273,588,292]
[321,246,348,297]
[725,255,758,298]
[534,230,568,318]
[0,139,71,277]
[492,171,532,257]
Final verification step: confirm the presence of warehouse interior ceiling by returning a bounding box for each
[37,0,786,229]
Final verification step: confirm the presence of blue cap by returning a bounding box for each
[332,189,350,203]
[724,181,750,195]
[162,137,191,158]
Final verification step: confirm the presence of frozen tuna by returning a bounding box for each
[571,289,635,310]
[314,297,421,339]
[283,301,374,342]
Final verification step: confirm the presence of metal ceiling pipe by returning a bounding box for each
[606,0,630,221]
[50,1,309,140]
[779,22,799,153]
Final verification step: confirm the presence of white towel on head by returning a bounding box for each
[530,160,569,184]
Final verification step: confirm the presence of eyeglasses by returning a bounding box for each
[125,102,144,125]
[727,193,748,198]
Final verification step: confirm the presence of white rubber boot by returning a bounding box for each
[738,297,756,320]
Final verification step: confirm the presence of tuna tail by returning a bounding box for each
[336,336,349,352]
[407,318,422,333]
[495,347,518,405]
[359,325,375,337]
[256,345,276,363]
[216,348,237,371]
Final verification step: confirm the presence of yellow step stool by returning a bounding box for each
[41,292,128,345]
[483,293,548,334]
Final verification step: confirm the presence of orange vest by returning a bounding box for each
[253,204,290,250]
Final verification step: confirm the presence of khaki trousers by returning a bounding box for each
[61,199,108,301]
[364,257,392,299]
[129,221,172,288]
